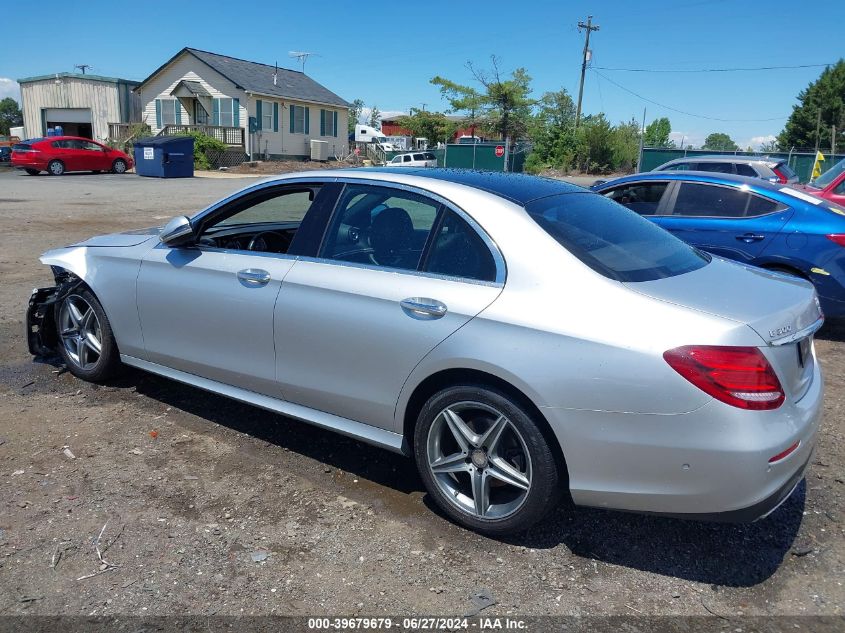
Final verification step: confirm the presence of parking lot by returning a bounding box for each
[0,168,843,618]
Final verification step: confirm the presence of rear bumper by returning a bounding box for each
[544,359,823,521]
[12,157,47,170]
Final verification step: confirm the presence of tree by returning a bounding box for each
[612,118,641,172]
[394,109,457,146]
[702,132,739,151]
[525,89,579,172]
[432,56,534,142]
[760,139,779,152]
[368,105,381,130]
[643,117,675,148]
[348,99,364,134]
[430,76,484,138]
[576,113,615,173]
[0,98,22,136]
[778,60,845,152]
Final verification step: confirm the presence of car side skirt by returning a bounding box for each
[120,355,408,455]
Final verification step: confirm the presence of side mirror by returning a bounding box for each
[159,216,195,247]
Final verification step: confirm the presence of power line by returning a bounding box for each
[589,68,789,122]
[592,62,834,73]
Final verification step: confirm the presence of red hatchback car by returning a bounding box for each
[11,136,133,176]
[798,157,845,206]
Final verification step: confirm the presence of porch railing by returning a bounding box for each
[159,124,245,148]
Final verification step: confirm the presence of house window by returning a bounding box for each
[262,101,274,132]
[321,109,336,137]
[160,99,177,126]
[218,98,234,127]
[291,105,307,134]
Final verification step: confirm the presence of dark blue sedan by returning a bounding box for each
[593,172,845,317]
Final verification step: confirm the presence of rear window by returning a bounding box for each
[775,162,797,180]
[12,143,32,151]
[525,193,710,282]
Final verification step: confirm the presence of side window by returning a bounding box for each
[52,140,68,149]
[215,188,318,226]
[321,185,440,271]
[746,194,785,217]
[672,183,750,218]
[80,141,102,151]
[697,162,735,174]
[735,163,758,177]
[425,211,497,282]
[403,155,412,163]
[603,182,669,216]
[665,162,691,171]
[833,179,845,195]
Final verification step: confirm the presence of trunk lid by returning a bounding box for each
[626,257,823,401]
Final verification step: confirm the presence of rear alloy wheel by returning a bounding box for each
[47,160,65,176]
[55,289,121,381]
[414,386,562,535]
[112,159,127,174]
[24,168,40,176]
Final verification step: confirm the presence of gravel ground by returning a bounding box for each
[0,170,843,618]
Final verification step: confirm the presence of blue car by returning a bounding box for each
[593,172,845,318]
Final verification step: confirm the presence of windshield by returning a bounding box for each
[813,157,845,188]
[376,137,388,144]
[525,193,710,282]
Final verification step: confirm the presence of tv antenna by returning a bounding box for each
[288,51,319,73]
[75,64,93,74]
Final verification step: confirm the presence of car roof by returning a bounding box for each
[342,167,583,205]
[660,155,779,165]
[597,170,788,192]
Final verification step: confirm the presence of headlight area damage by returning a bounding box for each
[27,267,83,357]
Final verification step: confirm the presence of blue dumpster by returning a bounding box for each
[133,136,194,178]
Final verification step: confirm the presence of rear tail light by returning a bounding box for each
[768,441,800,464]
[663,346,784,410]
[771,167,789,184]
[827,234,845,247]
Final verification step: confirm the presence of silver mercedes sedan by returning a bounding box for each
[27,168,824,535]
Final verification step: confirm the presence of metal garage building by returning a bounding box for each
[17,72,142,141]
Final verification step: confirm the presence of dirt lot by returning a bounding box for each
[0,170,843,620]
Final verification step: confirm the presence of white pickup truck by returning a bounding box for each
[385,151,438,168]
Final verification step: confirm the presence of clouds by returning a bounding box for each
[669,131,703,148]
[358,107,406,125]
[748,134,777,149]
[0,78,20,103]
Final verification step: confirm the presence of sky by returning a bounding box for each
[2,0,842,148]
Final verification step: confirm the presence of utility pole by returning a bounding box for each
[575,15,599,128]
[636,107,646,172]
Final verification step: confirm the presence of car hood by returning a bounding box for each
[624,257,822,345]
[70,226,161,247]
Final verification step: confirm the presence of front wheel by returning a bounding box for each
[55,288,122,381]
[111,159,127,174]
[413,385,563,535]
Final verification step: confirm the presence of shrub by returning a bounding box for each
[179,131,227,170]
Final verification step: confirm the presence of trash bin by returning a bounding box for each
[133,136,194,178]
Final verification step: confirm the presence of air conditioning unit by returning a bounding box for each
[310,139,329,161]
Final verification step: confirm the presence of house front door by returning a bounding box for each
[195,101,210,125]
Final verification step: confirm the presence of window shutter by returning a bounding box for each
[320,109,326,136]
[212,98,220,126]
[233,98,240,127]
[273,103,279,132]
[333,111,338,137]
[256,100,262,130]
[290,106,295,133]
[175,101,181,125]
[155,99,162,128]
[305,107,310,134]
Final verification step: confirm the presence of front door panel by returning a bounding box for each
[137,244,296,396]
[274,260,502,431]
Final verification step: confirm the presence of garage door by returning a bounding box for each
[45,108,92,124]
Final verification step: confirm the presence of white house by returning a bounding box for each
[136,47,349,160]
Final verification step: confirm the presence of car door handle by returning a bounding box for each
[400,298,447,318]
[237,269,271,286]
[736,233,765,243]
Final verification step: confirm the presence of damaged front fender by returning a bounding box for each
[26,270,83,357]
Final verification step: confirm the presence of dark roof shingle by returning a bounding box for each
[186,48,349,108]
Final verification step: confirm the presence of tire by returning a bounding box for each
[413,385,562,535]
[111,159,127,174]
[92,170,101,174]
[24,168,40,176]
[54,288,122,382]
[47,160,65,176]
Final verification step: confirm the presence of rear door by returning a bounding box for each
[656,181,793,263]
[601,180,671,217]
[274,182,503,431]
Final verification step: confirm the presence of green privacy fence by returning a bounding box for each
[428,143,528,173]
[640,148,844,183]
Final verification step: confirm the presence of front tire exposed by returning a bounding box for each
[54,288,121,381]
[111,159,127,174]
[413,385,562,535]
